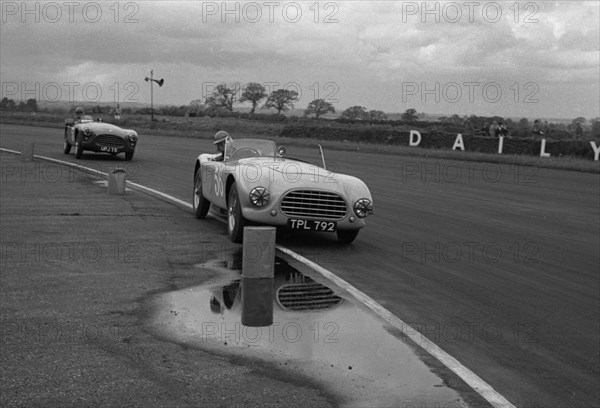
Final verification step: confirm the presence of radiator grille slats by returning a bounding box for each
[281,190,346,220]
[95,134,125,148]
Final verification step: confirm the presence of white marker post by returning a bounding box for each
[21,142,34,162]
[539,139,551,158]
[108,168,127,195]
[241,226,275,327]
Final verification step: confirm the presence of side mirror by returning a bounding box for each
[277,146,286,156]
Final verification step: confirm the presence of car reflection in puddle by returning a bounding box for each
[148,254,472,408]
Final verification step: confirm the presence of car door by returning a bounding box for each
[201,160,228,209]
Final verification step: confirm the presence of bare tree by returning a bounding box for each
[188,99,205,115]
[518,118,529,129]
[263,89,299,114]
[240,82,267,114]
[401,108,418,122]
[205,84,237,112]
[305,99,335,119]
[367,110,387,121]
[0,97,16,111]
[341,106,367,120]
[24,98,38,112]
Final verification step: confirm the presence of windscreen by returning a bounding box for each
[225,139,277,160]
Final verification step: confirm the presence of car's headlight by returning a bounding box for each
[83,127,93,137]
[354,198,373,218]
[249,187,269,207]
[128,132,138,142]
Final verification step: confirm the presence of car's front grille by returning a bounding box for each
[280,190,347,220]
[95,134,125,148]
[277,279,343,311]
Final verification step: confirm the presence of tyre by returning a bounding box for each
[125,151,134,161]
[227,183,247,243]
[193,170,210,219]
[74,137,83,159]
[63,136,71,155]
[337,229,359,244]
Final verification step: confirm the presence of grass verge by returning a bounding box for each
[2,112,598,173]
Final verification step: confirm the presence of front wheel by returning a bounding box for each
[227,183,247,243]
[193,170,210,218]
[63,137,71,154]
[74,138,83,159]
[125,151,134,161]
[337,229,359,244]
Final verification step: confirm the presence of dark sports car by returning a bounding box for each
[64,115,139,160]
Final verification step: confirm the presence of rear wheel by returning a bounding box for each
[227,183,247,243]
[337,229,359,244]
[193,170,210,218]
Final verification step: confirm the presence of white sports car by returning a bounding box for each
[192,138,373,243]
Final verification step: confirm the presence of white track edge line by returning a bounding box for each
[276,245,515,408]
[1,147,516,408]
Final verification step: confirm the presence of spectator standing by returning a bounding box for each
[575,122,583,140]
[489,121,499,137]
[533,119,544,139]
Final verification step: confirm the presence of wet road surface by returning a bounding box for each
[150,254,474,407]
[2,123,599,407]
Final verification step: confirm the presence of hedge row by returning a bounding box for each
[279,125,597,159]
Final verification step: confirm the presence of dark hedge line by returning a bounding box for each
[280,125,597,159]
[193,109,312,123]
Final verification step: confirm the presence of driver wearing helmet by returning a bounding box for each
[74,107,84,122]
[212,130,231,161]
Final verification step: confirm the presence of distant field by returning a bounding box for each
[1,111,598,173]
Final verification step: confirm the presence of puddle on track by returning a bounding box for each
[148,253,470,408]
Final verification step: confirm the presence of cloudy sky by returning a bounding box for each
[1,1,598,119]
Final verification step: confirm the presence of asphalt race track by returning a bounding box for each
[1,123,599,407]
